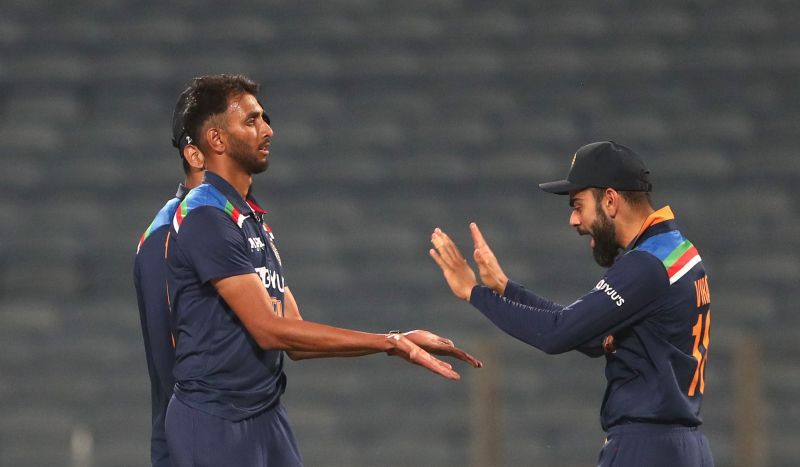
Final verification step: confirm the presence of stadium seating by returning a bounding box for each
[1,1,798,465]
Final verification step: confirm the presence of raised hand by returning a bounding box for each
[470,223,509,295]
[429,228,478,301]
[385,333,461,380]
[403,330,483,368]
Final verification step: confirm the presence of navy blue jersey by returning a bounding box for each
[470,207,711,430]
[133,184,188,467]
[166,171,287,422]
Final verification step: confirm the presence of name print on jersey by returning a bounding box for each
[594,279,625,307]
[255,266,285,293]
[248,237,266,251]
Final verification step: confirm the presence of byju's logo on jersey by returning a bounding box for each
[594,279,625,307]
[248,237,266,251]
[255,266,285,292]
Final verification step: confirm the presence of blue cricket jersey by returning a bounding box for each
[470,207,711,431]
[133,184,188,467]
[166,171,287,422]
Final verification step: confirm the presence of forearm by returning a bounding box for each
[286,349,380,361]
[249,316,394,352]
[215,274,394,353]
[470,285,589,355]
[503,280,563,312]
[503,281,605,357]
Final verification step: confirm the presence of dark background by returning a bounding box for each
[1,1,798,466]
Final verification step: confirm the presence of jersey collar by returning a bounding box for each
[203,171,258,217]
[626,206,676,250]
[175,183,189,200]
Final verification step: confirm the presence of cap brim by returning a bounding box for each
[538,179,587,195]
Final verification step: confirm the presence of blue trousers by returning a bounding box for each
[166,396,303,467]
[598,423,714,467]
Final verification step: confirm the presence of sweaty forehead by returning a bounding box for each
[226,93,262,115]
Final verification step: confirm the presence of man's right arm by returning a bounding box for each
[213,273,460,379]
[431,226,667,355]
[176,206,460,380]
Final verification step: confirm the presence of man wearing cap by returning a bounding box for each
[430,141,714,466]
[133,87,205,467]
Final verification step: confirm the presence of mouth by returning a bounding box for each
[576,228,594,248]
[258,142,270,156]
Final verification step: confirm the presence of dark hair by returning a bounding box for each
[182,74,260,152]
[172,87,193,173]
[591,187,652,209]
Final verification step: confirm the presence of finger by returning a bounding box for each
[470,222,487,249]
[413,349,460,380]
[429,248,448,270]
[435,230,465,264]
[473,248,484,265]
[432,231,455,264]
[423,340,483,368]
[431,232,445,250]
[446,347,484,368]
[438,337,454,347]
[432,230,451,261]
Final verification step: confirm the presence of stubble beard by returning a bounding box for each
[229,134,269,175]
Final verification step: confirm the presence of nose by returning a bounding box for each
[569,210,580,227]
[261,119,273,138]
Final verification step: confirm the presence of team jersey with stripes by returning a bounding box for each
[133,183,188,467]
[166,171,287,422]
[470,206,711,430]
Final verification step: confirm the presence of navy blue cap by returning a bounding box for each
[539,141,652,195]
[172,87,192,154]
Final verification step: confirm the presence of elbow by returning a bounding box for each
[253,330,287,351]
[250,318,295,351]
[539,339,573,355]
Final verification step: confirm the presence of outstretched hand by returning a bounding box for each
[403,330,483,368]
[470,223,509,295]
[385,333,461,380]
[429,228,478,301]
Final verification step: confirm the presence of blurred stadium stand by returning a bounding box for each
[1,0,798,466]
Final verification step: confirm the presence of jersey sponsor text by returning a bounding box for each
[594,279,625,307]
[255,266,285,292]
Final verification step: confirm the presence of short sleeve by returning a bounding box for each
[176,206,255,283]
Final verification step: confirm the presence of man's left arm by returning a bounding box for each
[469,251,668,354]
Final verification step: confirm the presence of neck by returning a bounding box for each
[616,206,656,248]
[184,169,204,190]
[207,161,252,199]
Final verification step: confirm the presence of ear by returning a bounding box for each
[604,188,620,218]
[205,125,226,155]
[182,144,205,171]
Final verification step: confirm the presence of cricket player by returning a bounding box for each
[132,88,205,467]
[430,141,714,466]
[164,74,481,467]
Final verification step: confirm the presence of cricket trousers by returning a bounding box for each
[166,395,304,467]
[597,423,714,467]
